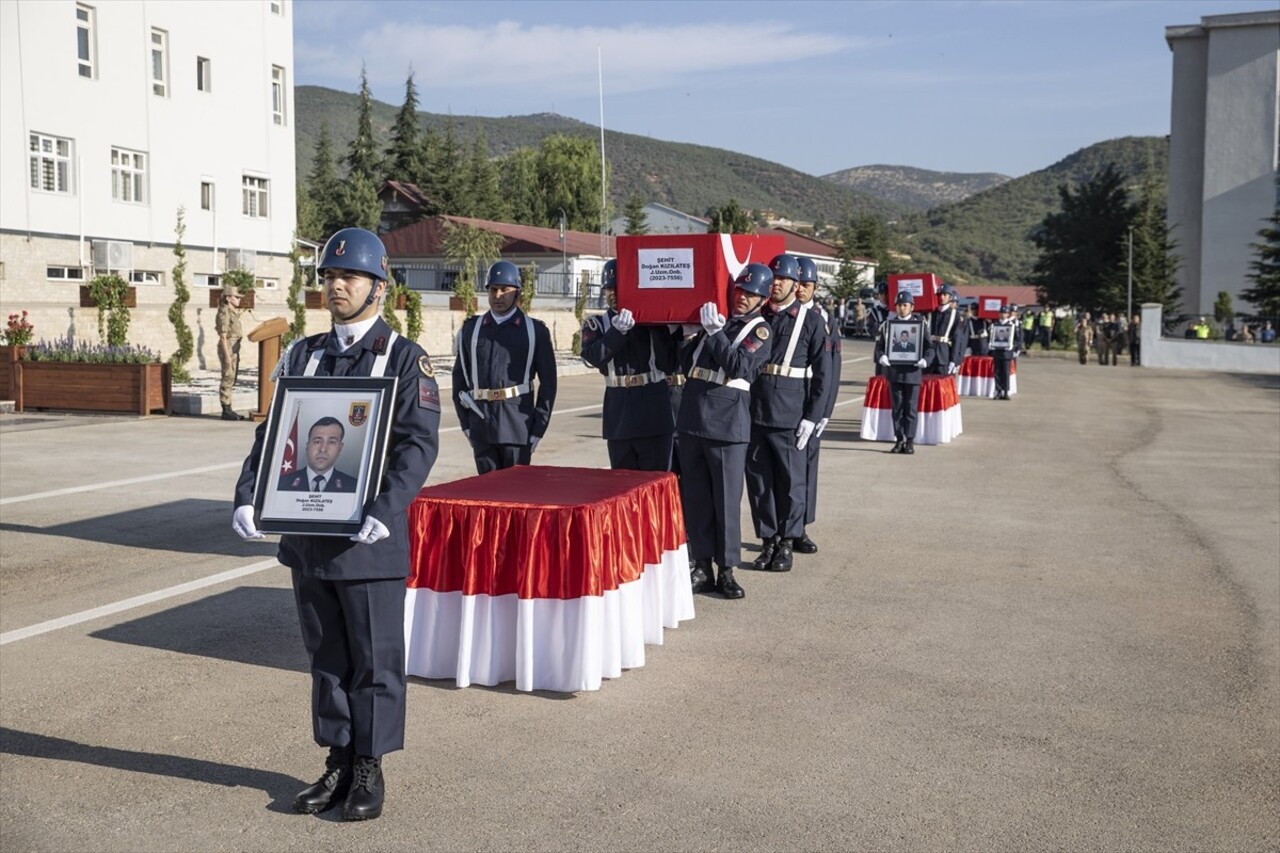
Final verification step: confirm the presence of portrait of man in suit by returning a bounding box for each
[278,416,359,493]
[891,329,914,352]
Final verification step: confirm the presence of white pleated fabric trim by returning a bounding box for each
[957,374,1018,398]
[859,404,964,445]
[403,547,695,692]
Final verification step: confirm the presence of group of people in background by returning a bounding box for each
[1072,311,1142,366]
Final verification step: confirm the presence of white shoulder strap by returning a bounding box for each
[522,314,536,387]
[780,303,810,366]
[469,314,485,389]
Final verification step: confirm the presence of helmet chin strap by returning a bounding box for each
[335,279,383,323]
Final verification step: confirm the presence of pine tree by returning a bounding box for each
[705,199,753,234]
[429,117,465,216]
[622,192,649,235]
[306,124,343,239]
[1241,183,1280,316]
[385,71,425,186]
[1118,171,1181,317]
[417,126,443,217]
[345,65,383,182]
[1031,164,1131,309]
[341,172,382,232]
[464,128,505,221]
[501,147,541,226]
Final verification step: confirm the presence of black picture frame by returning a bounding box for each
[887,319,923,363]
[990,325,1013,350]
[252,375,398,536]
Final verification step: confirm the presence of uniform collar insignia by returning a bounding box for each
[372,335,387,354]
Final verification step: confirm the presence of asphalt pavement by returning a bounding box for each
[1,339,1277,852]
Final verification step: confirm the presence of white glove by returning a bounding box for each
[916,358,928,368]
[530,435,541,453]
[350,515,389,545]
[795,419,816,450]
[699,302,725,335]
[233,505,264,540]
[948,363,958,375]
[613,309,635,333]
[681,323,701,337]
[878,355,890,367]
[815,417,829,437]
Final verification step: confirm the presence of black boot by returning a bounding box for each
[768,539,794,572]
[750,537,778,571]
[221,404,245,421]
[689,558,715,594]
[889,440,903,453]
[903,440,915,455]
[342,755,385,821]
[716,566,745,599]
[792,531,818,554]
[293,745,353,814]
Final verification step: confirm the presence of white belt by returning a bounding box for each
[667,373,686,387]
[604,370,666,388]
[690,366,750,391]
[472,383,530,401]
[762,363,811,379]
[935,337,952,344]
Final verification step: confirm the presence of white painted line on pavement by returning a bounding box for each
[0,559,282,646]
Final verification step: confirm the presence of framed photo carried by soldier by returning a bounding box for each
[990,325,1013,350]
[887,319,923,363]
[252,376,397,536]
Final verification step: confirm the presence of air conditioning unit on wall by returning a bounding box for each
[91,240,133,273]
[225,248,256,273]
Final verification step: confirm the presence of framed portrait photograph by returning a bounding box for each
[887,319,923,363]
[251,376,398,536]
[990,325,1013,350]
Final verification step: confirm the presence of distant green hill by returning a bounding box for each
[895,136,1168,285]
[822,164,1011,210]
[295,85,908,227]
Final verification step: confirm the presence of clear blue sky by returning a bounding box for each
[293,0,1275,179]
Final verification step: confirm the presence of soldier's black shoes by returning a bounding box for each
[294,745,353,814]
[889,440,904,453]
[750,537,778,571]
[221,405,246,421]
[768,540,794,572]
[342,756,384,821]
[690,559,715,594]
[903,440,915,455]
[792,532,818,554]
[716,566,745,599]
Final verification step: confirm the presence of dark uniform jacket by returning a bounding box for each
[867,302,889,340]
[989,320,1023,361]
[580,311,678,441]
[873,313,936,386]
[751,300,829,428]
[452,309,557,445]
[278,468,358,493]
[677,311,773,443]
[964,316,989,349]
[817,305,843,420]
[930,304,968,371]
[234,318,441,581]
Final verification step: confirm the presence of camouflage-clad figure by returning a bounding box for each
[215,282,244,420]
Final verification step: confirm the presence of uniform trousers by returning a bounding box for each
[968,340,989,356]
[745,425,806,540]
[677,436,747,568]
[471,436,531,474]
[889,382,921,440]
[218,338,240,407]
[607,434,673,472]
[803,435,820,526]
[292,570,407,759]
[993,357,1013,395]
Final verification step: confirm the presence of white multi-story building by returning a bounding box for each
[0,0,296,363]
[1166,10,1280,318]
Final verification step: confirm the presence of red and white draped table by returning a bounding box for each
[957,355,1017,398]
[403,466,694,693]
[859,374,963,445]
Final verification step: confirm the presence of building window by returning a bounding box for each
[255,277,278,290]
[269,0,283,13]
[242,175,269,218]
[129,270,163,286]
[271,65,286,126]
[76,4,95,78]
[111,147,147,203]
[47,265,87,281]
[150,29,169,96]
[200,181,215,211]
[196,56,212,92]
[198,274,220,288]
[29,133,74,194]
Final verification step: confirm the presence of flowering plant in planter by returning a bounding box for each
[23,336,160,364]
[3,311,34,346]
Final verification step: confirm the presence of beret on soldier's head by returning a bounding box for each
[222,282,238,297]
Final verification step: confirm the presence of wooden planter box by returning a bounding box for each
[449,295,477,313]
[0,345,21,401]
[79,286,138,308]
[305,290,328,309]
[14,361,171,416]
[207,289,256,308]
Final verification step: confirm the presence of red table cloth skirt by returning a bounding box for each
[404,466,694,692]
[859,374,963,445]
[957,355,1017,398]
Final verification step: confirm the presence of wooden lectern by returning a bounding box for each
[246,317,289,422]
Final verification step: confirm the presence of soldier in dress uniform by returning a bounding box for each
[793,256,839,555]
[964,304,989,356]
[928,284,967,375]
[452,261,558,474]
[232,227,442,822]
[579,259,679,471]
[216,282,246,420]
[990,303,1023,399]
[874,291,935,454]
[677,263,775,600]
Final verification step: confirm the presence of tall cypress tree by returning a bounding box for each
[345,65,382,182]
[385,71,425,186]
[465,128,505,221]
[306,124,343,239]
[1117,170,1181,316]
[1031,164,1131,309]
[429,117,465,216]
[501,147,541,226]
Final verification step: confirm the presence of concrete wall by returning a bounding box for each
[1167,27,1208,314]
[1141,303,1280,374]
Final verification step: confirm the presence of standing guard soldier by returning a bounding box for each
[928,284,967,375]
[1075,311,1095,365]
[580,258,678,471]
[990,303,1023,399]
[677,263,774,600]
[216,282,246,421]
[874,291,935,454]
[745,254,829,573]
[793,256,838,555]
[964,304,989,356]
[452,261,557,474]
[231,226,442,822]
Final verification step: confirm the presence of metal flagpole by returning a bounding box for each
[1127,226,1133,322]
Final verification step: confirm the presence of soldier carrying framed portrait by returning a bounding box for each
[886,319,924,363]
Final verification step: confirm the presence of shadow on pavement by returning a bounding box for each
[0,499,279,557]
[0,727,300,813]
[91,587,305,673]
